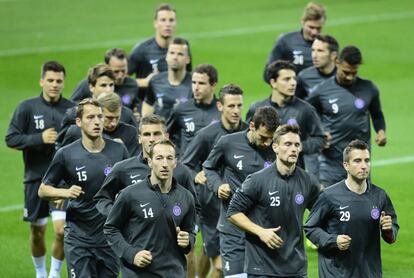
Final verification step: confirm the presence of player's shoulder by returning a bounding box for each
[130,37,156,53]
[59,97,75,108]
[219,130,245,144]
[118,121,137,132]
[249,97,269,110]
[122,76,139,88]
[277,30,302,42]
[297,66,318,78]
[355,77,379,92]
[17,95,42,108]
[150,71,168,83]
[104,137,128,150]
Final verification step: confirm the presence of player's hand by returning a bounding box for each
[53,199,65,210]
[66,185,85,199]
[375,130,387,146]
[133,107,141,123]
[176,227,190,248]
[336,234,352,251]
[380,211,392,230]
[42,128,57,144]
[195,171,207,185]
[218,183,231,200]
[133,250,152,268]
[323,132,332,149]
[258,226,283,249]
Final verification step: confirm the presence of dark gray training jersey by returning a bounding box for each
[167,98,220,157]
[182,120,249,225]
[264,30,313,81]
[203,130,275,236]
[5,94,75,183]
[70,77,141,109]
[104,178,196,277]
[42,138,129,247]
[146,72,193,120]
[61,122,139,156]
[94,153,198,217]
[227,163,320,277]
[246,96,325,167]
[296,66,336,99]
[304,181,398,278]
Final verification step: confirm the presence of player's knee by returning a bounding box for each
[30,225,46,242]
[54,225,64,241]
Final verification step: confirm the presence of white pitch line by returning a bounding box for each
[1,11,414,57]
[0,154,413,213]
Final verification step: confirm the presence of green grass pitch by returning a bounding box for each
[1,0,414,277]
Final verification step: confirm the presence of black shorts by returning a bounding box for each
[219,232,245,276]
[200,222,220,258]
[23,181,49,222]
[64,241,119,278]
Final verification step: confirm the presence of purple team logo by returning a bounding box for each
[104,166,112,176]
[263,161,272,168]
[354,98,365,109]
[295,193,304,205]
[287,118,298,125]
[371,208,380,220]
[122,95,132,105]
[179,96,189,103]
[172,205,182,216]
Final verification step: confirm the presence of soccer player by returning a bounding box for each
[203,106,279,277]
[142,37,192,120]
[5,61,74,278]
[296,34,339,99]
[104,140,196,277]
[247,60,325,175]
[227,124,320,277]
[304,139,398,277]
[167,64,221,157]
[38,98,129,278]
[181,84,248,278]
[70,48,141,111]
[61,92,139,155]
[263,2,326,82]
[306,45,387,186]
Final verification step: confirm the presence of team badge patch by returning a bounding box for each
[263,161,272,168]
[179,96,189,103]
[354,98,365,109]
[295,193,304,205]
[122,95,132,105]
[104,166,112,176]
[287,118,298,125]
[173,205,182,216]
[371,208,380,220]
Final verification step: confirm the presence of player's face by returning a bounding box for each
[77,104,104,139]
[270,69,297,97]
[344,149,371,181]
[218,94,243,126]
[192,72,215,103]
[154,10,176,39]
[89,76,115,97]
[40,71,65,102]
[103,107,121,132]
[148,144,177,181]
[273,132,302,166]
[166,44,190,71]
[108,57,128,85]
[250,123,275,149]
[139,124,167,156]
[312,39,334,69]
[302,19,324,41]
[336,61,359,86]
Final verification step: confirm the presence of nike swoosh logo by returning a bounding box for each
[149,59,159,64]
[130,174,141,179]
[293,50,302,54]
[75,166,85,171]
[183,117,193,122]
[339,205,349,210]
[33,115,43,119]
[268,191,279,195]
[140,203,150,207]
[233,155,244,159]
[329,98,338,104]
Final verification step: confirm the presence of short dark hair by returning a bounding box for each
[252,106,280,133]
[87,63,115,86]
[76,98,102,119]
[149,139,176,158]
[96,92,121,112]
[343,139,369,162]
[171,37,189,48]
[267,60,296,81]
[139,114,167,134]
[315,34,339,53]
[193,64,218,85]
[273,124,301,143]
[338,45,363,65]
[218,84,243,103]
[154,3,176,19]
[104,48,128,64]
[41,61,66,78]
[302,2,326,22]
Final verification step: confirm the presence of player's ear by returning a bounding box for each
[76,117,81,127]
[39,78,44,88]
[249,121,255,131]
[272,142,278,155]
[217,101,223,112]
[148,157,153,169]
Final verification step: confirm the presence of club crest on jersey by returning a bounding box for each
[295,193,304,205]
[179,96,188,103]
[104,166,112,176]
[287,118,298,125]
[354,98,365,109]
[264,161,272,168]
[172,205,182,216]
[371,208,380,220]
[122,95,132,105]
